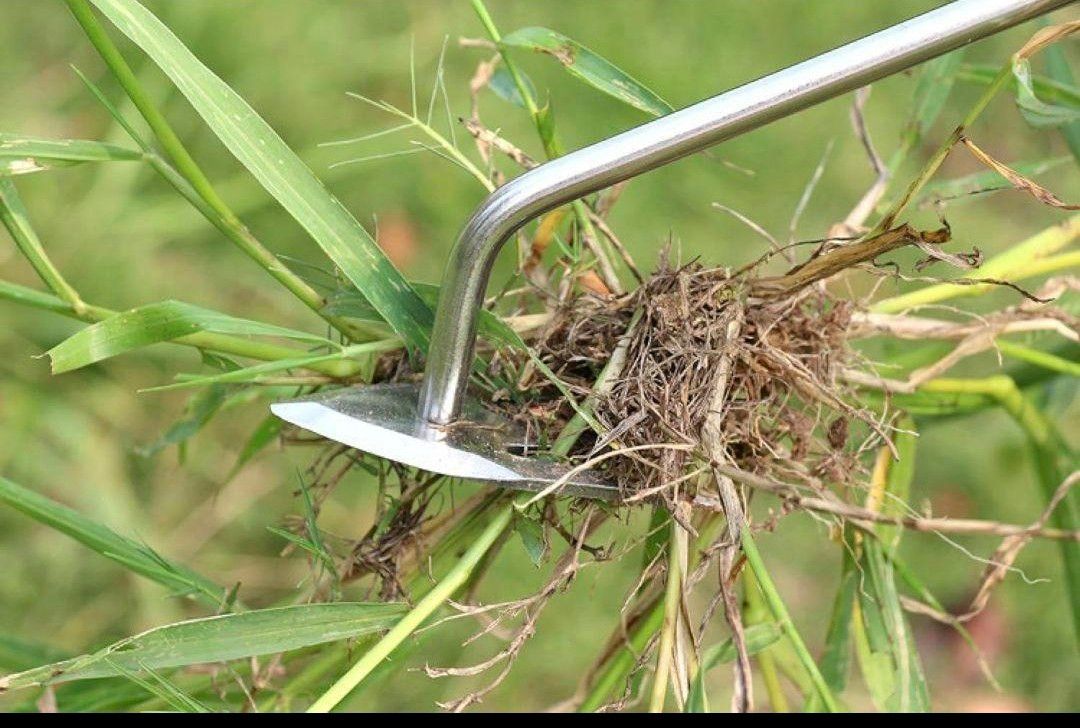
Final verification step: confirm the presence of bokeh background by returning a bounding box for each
[0,0,1077,712]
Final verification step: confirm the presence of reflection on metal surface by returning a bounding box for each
[271,384,620,500]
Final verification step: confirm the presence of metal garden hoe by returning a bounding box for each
[272,0,1074,499]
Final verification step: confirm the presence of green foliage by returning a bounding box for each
[501,27,672,116]
[0,134,142,176]
[0,603,405,689]
[86,0,434,350]
[0,0,1076,715]
[47,299,332,374]
[1012,56,1080,128]
[0,476,227,606]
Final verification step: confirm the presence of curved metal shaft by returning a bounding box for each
[420,0,1071,425]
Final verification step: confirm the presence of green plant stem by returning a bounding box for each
[469,0,618,293]
[577,597,664,713]
[469,0,538,118]
[740,526,839,712]
[64,0,363,340]
[576,514,722,712]
[306,499,517,712]
[873,213,1080,313]
[0,278,361,378]
[919,375,1080,641]
[647,520,683,713]
[996,340,1080,378]
[874,63,1011,236]
[0,178,86,313]
[743,568,789,712]
[265,495,504,711]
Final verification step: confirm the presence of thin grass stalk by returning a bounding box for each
[0,179,86,313]
[996,340,1080,378]
[873,63,1012,235]
[469,0,619,294]
[63,0,364,340]
[647,520,683,713]
[577,597,664,713]
[306,500,517,712]
[743,568,789,712]
[919,375,1080,640]
[740,526,839,712]
[576,513,721,712]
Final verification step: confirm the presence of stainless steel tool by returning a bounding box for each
[272,0,1072,499]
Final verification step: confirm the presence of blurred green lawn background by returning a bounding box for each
[0,0,1077,711]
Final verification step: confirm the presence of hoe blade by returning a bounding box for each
[271,383,618,500]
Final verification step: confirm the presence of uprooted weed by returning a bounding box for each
[521,225,958,507]
[274,18,1080,712]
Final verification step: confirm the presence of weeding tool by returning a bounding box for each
[272,0,1073,499]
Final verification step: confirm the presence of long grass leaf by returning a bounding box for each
[958,63,1080,107]
[47,299,333,374]
[0,476,226,606]
[226,415,283,481]
[0,636,68,673]
[1013,59,1080,128]
[0,133,142,175]
[143,338,399,392]
[684,622,782,713]
[86,0,433,349]
[817,537,858,697]
[488,66,536,109]
[501,27,672,116]
[0,603,404,690]
[100,658,212,713]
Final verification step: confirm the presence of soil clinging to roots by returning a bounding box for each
[527,226,953,505]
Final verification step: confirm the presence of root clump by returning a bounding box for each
[530,252,867,506]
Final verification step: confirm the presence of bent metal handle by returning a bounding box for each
[419,0,1071,425]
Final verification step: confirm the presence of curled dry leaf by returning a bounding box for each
[961,136,1079,210]
[1014,20,1080,60]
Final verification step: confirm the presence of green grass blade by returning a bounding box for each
[1013,55,1080,128]
[489,66,536,109]
[86,0,433,350]
[856,544,930,712]
[0,178,84,309]
[699,623,783,671]
[740,527,839,712]
[307,500,516,712]
[139,384,228,458]
[0,133,142,175]
[908,50,965,140]
[0,603,405,690]
[958,63,1080,107]
[0,476,226,606]
[683,622,783,712]
[501,27,672,116]
[101,659,212,713]
[817,537,858,698]
[47,299,333,374]
[144,338,399,392]
[1040,26,1080,162]
[226,415,283,481]
[0,636,68,673]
